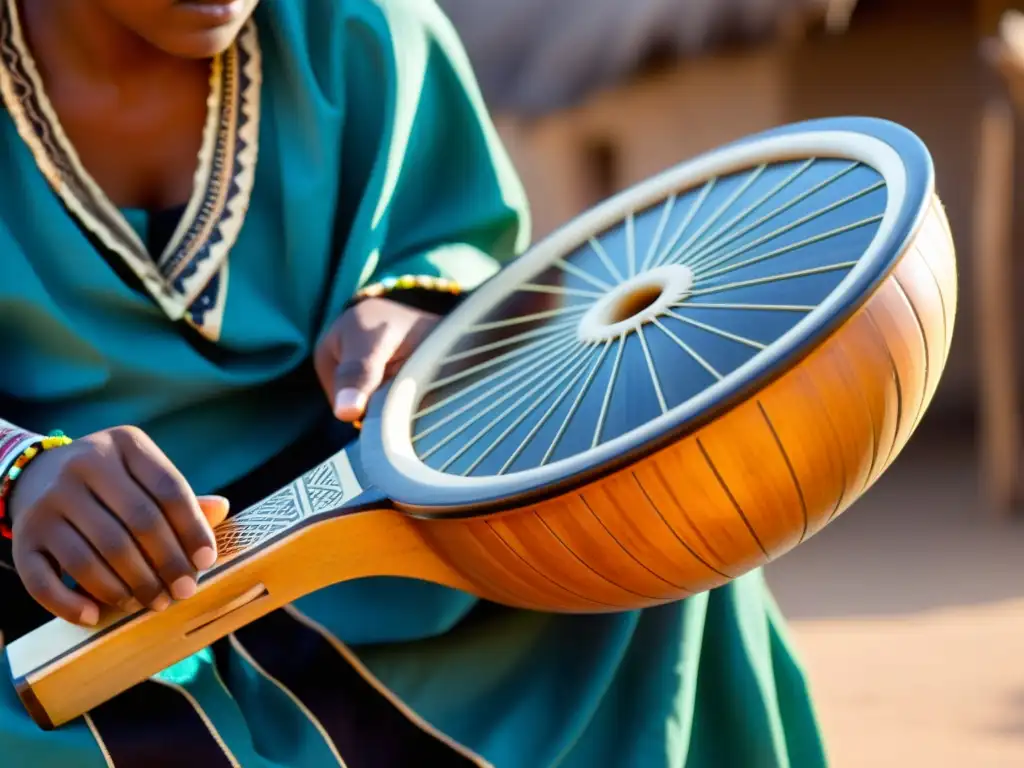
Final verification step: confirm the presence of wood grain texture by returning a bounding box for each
[12,200,957,729]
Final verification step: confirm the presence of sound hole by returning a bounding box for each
[609,284,663,324]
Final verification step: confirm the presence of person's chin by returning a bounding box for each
[156,0,255,57]
[153,27,243,59]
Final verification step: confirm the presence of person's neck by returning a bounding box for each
[21,0,182,80]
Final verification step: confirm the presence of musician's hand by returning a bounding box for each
[8,426,230,627]
[315,297,440,423]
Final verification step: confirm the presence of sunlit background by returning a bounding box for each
[439,1,1024,765]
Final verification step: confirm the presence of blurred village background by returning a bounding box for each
[438,0,1024,765]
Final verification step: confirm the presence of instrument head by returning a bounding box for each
[362,117,940,518]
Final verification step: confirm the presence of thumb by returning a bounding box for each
[197,495,231,529]
[332,333,401,422]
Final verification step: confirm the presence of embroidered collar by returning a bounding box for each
[0,0,262,342]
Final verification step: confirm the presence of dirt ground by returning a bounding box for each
[766,421,1024,767]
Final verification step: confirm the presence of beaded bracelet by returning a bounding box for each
[0,431,73,539]
[353,274,461,302]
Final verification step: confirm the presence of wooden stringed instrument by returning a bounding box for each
[8,117,957,729]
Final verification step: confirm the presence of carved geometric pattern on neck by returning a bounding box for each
[211,451,364,568]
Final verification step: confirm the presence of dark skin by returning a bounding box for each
[21,0,254,208]
[8,0,440,627]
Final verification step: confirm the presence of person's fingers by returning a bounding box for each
[332,327,403,422]
[16,548,100,627]
[112,428,217,574]
[382,313,440,378]
[315,300,441,422]
[85,460,197,603]
[313,325,340,403]
[61,486,164,611]
[45,520,137,613]
[197,495,231,529]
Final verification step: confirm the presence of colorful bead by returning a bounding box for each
[0,433,72,539]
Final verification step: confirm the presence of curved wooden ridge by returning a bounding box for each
[415,198,956,611]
